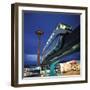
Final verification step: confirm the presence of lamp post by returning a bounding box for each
[35,30,44,66]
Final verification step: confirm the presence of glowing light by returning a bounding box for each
[60,24,66,30]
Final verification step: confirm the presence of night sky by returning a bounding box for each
[23,10,80,66]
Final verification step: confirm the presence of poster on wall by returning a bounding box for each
[11,3,88,87]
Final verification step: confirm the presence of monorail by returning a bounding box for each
[42,23,80,65]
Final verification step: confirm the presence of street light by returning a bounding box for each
[35,30,44,66]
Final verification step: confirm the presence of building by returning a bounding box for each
[41,23,80,76]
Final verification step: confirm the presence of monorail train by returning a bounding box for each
[42,23,80,66]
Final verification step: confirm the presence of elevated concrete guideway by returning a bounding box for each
[42,24,80,65]
[41,23,80,76]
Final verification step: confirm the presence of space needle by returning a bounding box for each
[35,30,44,66]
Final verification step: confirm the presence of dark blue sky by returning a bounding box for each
[23,10,80,65]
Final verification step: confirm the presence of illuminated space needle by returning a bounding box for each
[35,30,44,66]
